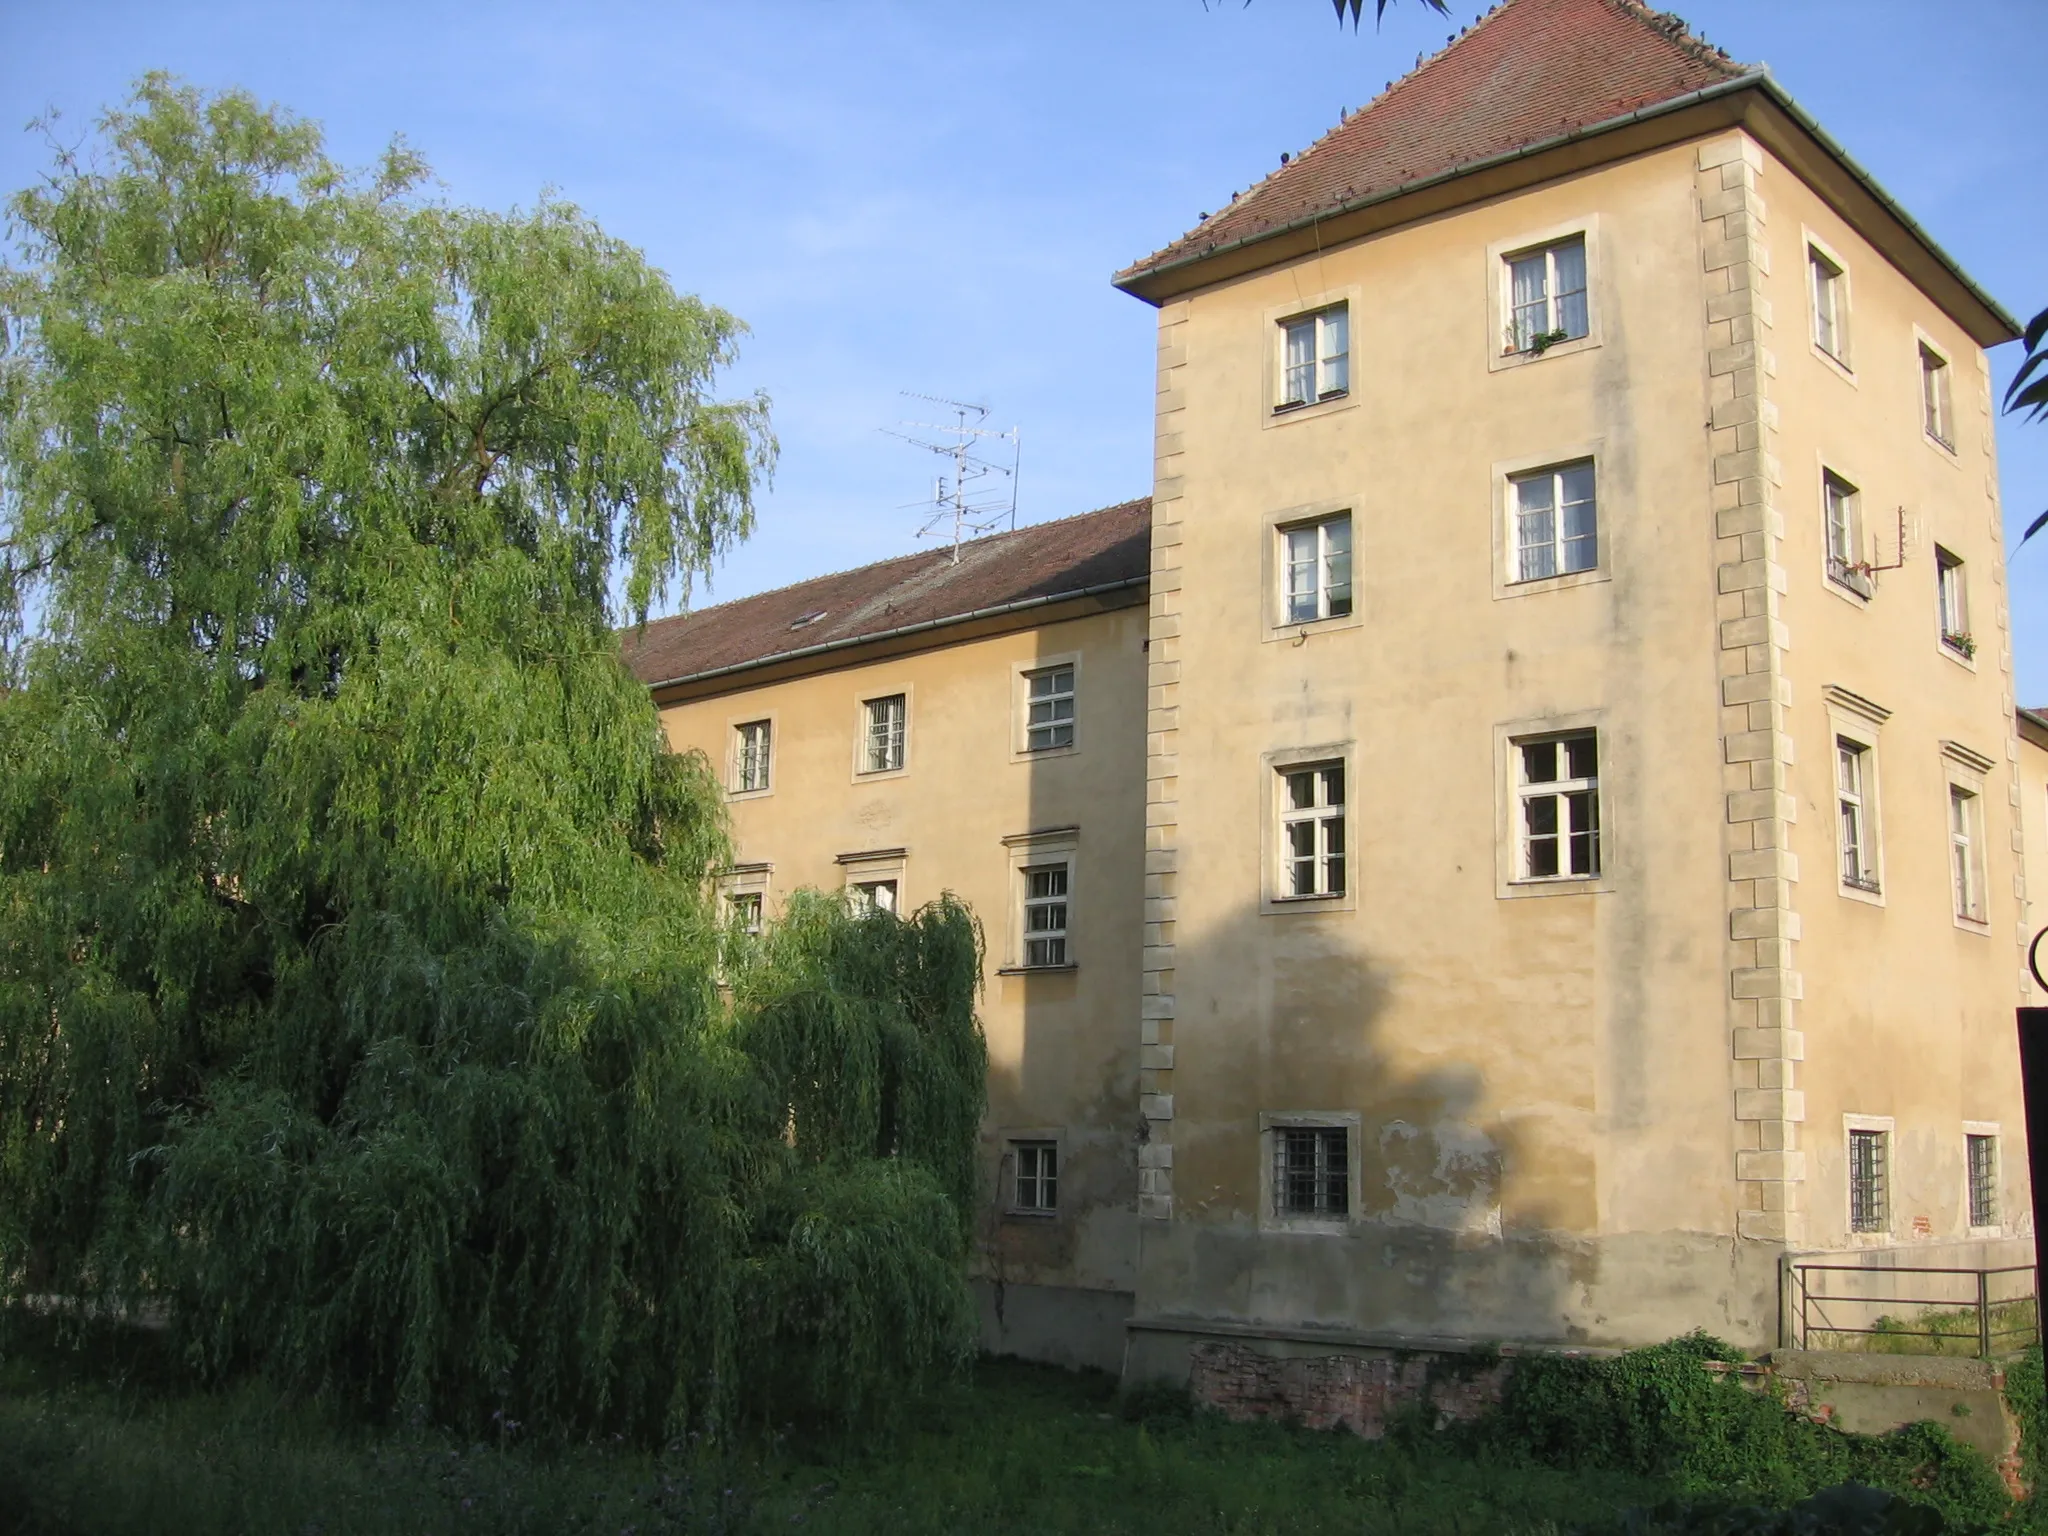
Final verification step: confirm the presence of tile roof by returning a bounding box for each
[1117,0,1747,287]
[621,497,1151,689]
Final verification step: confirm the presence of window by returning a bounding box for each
[726,890,763,938]
[861,694,906,774]
[1021,864,1069,967]
[1505,235,1588,354]
[850,878,898,916]
[1274,1125,1349,1218]
[1836,739,1879,893]
[1810,246,1847,363]
[1012,1141,1058,1214]
[1509,461,1597,583]
[1849,1128,1889,1233]
[1921,344,1954,447]
[1936,548,1971,657]
[1823,472,1866,595]
[1280,513,1353,624]
[1278,762,1345,898]
[1515,732,1599,880]
[1967,1134,1998,1228]
[1277,305,1349,410]
[1023,664,1075,752]
[1950,785,1983,922]
[734,719,772,793]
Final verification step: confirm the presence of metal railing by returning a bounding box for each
[1790,1262,2039,1358]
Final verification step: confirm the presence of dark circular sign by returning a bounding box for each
[2032,927,2048,994]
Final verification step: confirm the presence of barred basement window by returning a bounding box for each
[1022,864,1069,967]
[1967,1134,1998,1228]
[1274,1125,1349,1218]
[1849,1128,1888,1233]
[862,693,906,773]
[734,719,772,793]
[1013,1141,1058,1214]
[1023,664,1076,751]
[1516,731,1599,880]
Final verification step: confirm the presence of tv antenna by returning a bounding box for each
[881,393,1021,563]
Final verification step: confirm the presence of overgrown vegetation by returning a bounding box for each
[0,77,985,1444]
[0,1330,2035,1536]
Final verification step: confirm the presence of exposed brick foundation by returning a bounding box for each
[1188,1341,1510,1438]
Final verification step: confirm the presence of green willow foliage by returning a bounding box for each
[0,77,987,1440]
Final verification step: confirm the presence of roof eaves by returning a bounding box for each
[642,572,1149,694]
[1115,71,2020,345]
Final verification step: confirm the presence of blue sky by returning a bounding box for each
[5,1,2044,697]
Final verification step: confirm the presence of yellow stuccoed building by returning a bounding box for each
[628,0,2041,1386]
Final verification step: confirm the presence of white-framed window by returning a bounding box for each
[1823,471,1867,595]
[1514,731,1600,880]
[1276,304,1349,410]
[850,878,898,916]
[1810,245,1848,364]
[1836,738,1879,894]
[1936,547,1971,658]
[1011,1140,1058,1215]
[1021,863,1069,967]
[1967,1132,1999,1229]
[1504,235,1588,355]
[726,889,763,937]
[861,693,906,774]
[1023,664,1075,752]
[1921,343,1954,448]
[1849,1126,1889,1233]
[1278,761,1346,899]
[1509,461,1597,584]
[1273,1124,1349,1219]
[1950,784,1984,923]
[1279,512,1353,625]
[734,719,772,794]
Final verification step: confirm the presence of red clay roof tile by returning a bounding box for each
[1118,0,1746,286]
[621,497,1151,689]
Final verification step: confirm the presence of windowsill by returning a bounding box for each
[1811,342,1857,385]
[1001,1208,1059,1223]
[1954,913,1991,937]
[1260,388,1357,430]
[1497,565,1609,601]
[1824,570,1872,607]
[1939,640,1978,672]
[1968,1225,2005,1241]
[1262,609,1362,644]
[853,766,909,783]
[728,786,774,802]
[1489,332,1598,373]
[1500,875,1606,900]
[1270,893,1346,907]
[1260,1216,1352,1236]
[997,963,1078,976]
[1839,878,1885,909]
[1271,390,1350,416]
[1925,431,1958,459]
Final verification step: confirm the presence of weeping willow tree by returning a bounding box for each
[0,77,986,1439]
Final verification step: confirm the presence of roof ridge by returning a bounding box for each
[629,496,1150,637]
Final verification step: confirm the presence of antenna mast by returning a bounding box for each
[881,394,1021,562]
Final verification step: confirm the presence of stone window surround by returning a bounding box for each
[850,682,915,782]
[999,825,1079,972]
[1941,740,1994,935]
[1964,1120,2002,1237]
[1000,1127,1065,1221]
[836,846,908,915]
[1489,440,1612,601]
[1009,650,1083,761]
[1260,742,1357,916]
[1260,282,1364,430]
[1260,499,1364,643]
[1842,1112,1895,1243]
[1257,1110,1362,1234]
[1802,225,1856,382]
[1485,213,1604,374]
[726,709,777,801]
[1492,709,1614,900]
[1822,685,1890,909]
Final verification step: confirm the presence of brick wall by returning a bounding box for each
[1187,1341,1511,1438]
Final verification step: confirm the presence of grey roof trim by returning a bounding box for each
[1115,71,2018,342]
[643,573,1148,693]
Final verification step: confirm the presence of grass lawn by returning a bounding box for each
[0,1343,1678,1536]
